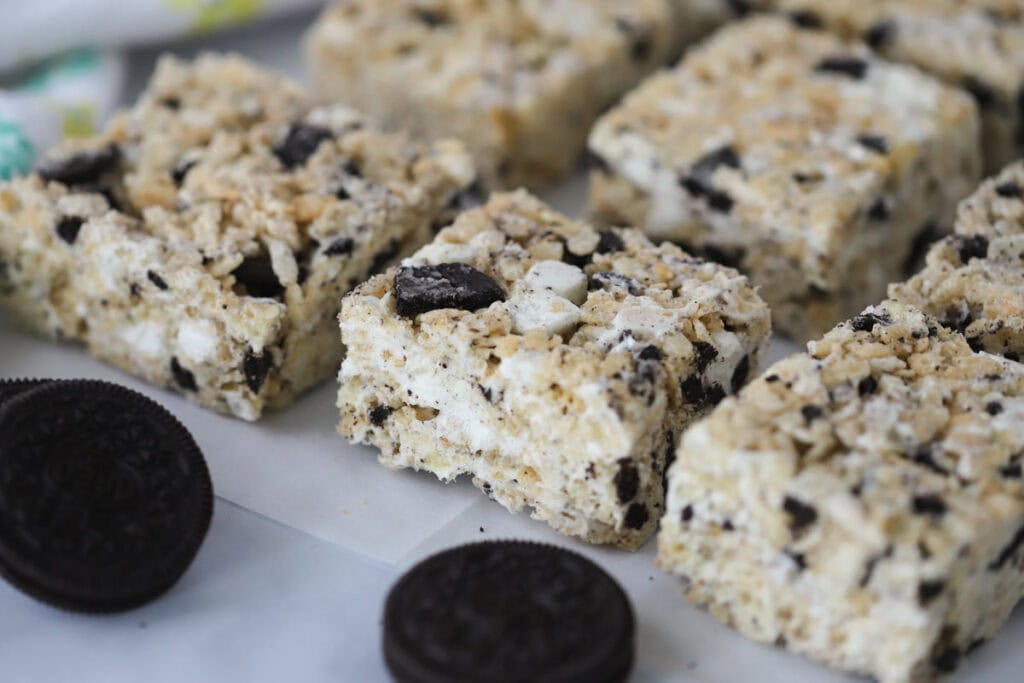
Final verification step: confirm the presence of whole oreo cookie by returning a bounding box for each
[0,380,213,612]
[383,540,635,683]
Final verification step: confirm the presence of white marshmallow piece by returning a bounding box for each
[521,260,587,305]
[403,240,477,266]
[510,288,581,337]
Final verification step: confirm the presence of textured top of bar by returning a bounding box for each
[588,16,978,249]
[7,53,475,302]
[772,0,1024,99]
[672,299,1024,569]
[305,0,682,109]
[349,190,771,418]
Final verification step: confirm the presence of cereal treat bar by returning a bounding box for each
[659,299,1024,683]
[337,191,771,549]
[305,0,747,190]
[767,0,1024,173]
[0,54,476,420]
[893,162,1024,361]
[587,16,981,341]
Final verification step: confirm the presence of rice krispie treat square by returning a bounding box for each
[337,191,771,549]
[659,299,1024,683]
[892,161,1024,360]
[305,0,749,190]
[769,0,1024,173]
[0,54,477,420]
[588,16,982,341]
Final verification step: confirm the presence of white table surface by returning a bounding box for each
[2,10,1021,682]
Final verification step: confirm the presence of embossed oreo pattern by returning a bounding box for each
[0,380,213,612]
[383,541,634,683]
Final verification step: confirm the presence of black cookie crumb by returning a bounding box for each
[147,270,168,290]
[614,458,640,503]
[232,254,285,299]
[55,216,85,245]
[596,230,626,254]
[855,134,889,155]
[369,405,393,427]
[243,350,273,394]
[864,21,896,49]
[624,503,649,530]
[170,358,198,392]
[38,144,121,187]
[273,123,333,169]
[783,496,818,535]
[323,237,355,257]
[815,56,869,80]
[851,311,891,333]
[956,235,989,263]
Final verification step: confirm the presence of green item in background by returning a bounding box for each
[167,0,264,33]
[0,118,35,180]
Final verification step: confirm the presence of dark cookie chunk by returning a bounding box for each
[232,254,285,299]
[800,405,824,423]
[394,263,505,318]
[55,216,85,245]
[384,541,634,683]
[369,405,393,427]
[243,350,273,394]
[858,376,878,396]
[624,503,649,530]
[867,198,891,222]
[864,21,896,49]
[589,271,645,296]
[38,144,121,187]
[638,345,662,361]
[614,458,640,503]
[596,229,626,254]
[147,270,168,290]
[918,580,946,606]
[856,135,889,155]
[273,123,333,170]
[0,380,212,612]
[995,182,1023,198]
[680,146,741,213]
[730,354,750,393]
[170,358,198,392]
[680,375,726,409]
[851,311,891,333]
[962,77,999,110]
[990,522,1024,570]
[815,56,869,79]
[412,8,450,27]
[171,159,196,186]
[323,237,355,257]
[956,235,989,263]
[789,11,822,29]
[692,341,719,373]
[783,496,818,535]
[912,494,948,517]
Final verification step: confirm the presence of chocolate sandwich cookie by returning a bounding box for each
[0,380,213,612]
[0,378,51,407]
[383,540,635,683]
